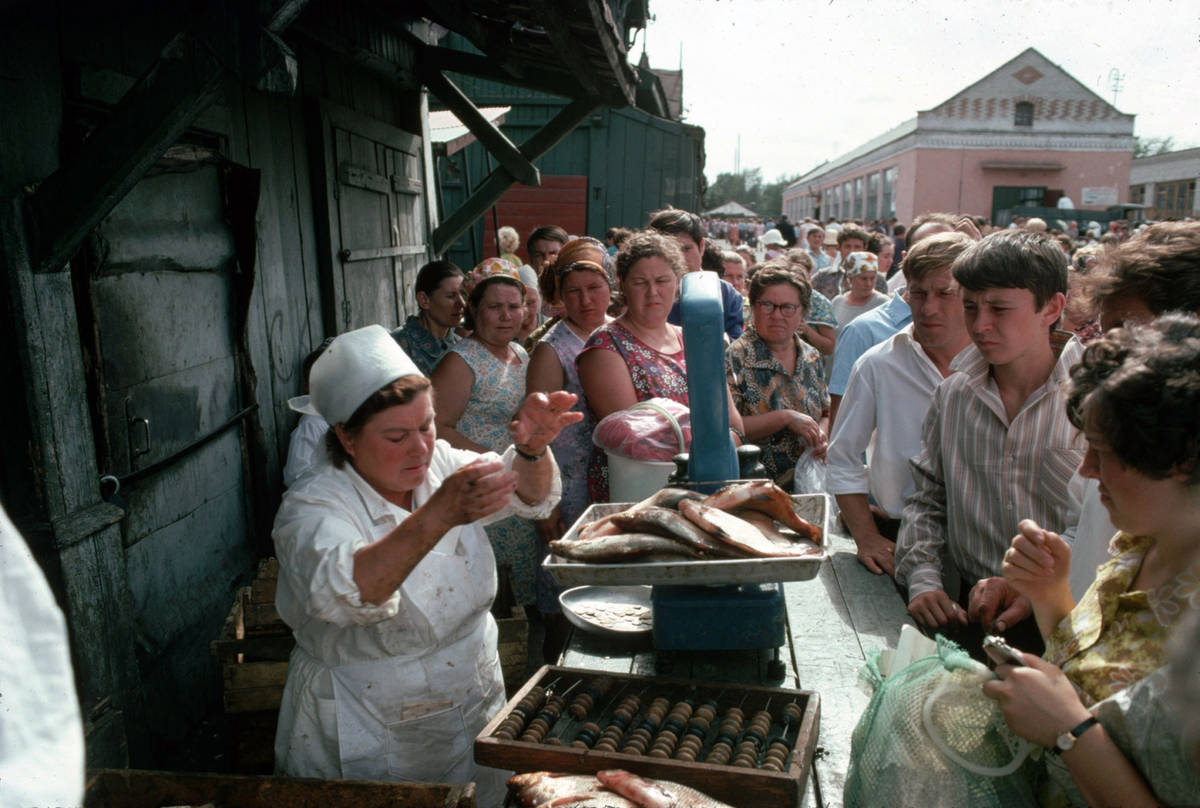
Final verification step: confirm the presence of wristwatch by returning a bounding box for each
[1055,716,1099,752]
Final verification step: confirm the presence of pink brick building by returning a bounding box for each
[782,48,1136,226]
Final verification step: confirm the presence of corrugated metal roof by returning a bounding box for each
[429,106,510,156]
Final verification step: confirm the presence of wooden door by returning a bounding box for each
[311,100,429,334]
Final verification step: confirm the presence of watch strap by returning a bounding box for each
[1069,716,1099,741]
[1055,716,1099,752]
[514,445,547,462]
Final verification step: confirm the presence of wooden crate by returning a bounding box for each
[475,665,820,808]
[85,769,475,807]
[210,559,295,774]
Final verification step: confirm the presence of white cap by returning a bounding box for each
[309,325,423,425]
[761,228,787,246]
[287,394,320,415]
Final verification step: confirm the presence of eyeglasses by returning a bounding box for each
[755,301,801,315]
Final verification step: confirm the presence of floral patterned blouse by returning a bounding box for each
[392,315,461,377]
[807,290,838,328]
[578,320,688,502]
[726,328,828,489]
[1046,532,1200,705]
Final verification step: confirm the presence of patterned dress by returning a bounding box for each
[577,321,689,503]
[726,329,828,489]
[1046,532,1200,705]
[447,338,541,606]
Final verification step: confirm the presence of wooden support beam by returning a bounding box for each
[421,46,585,100]
[582,0,636,106]
[432,96,598,256]
[266,0,311,33]
[26,32,228,274]
[26,18,299,275]
[528,0,602,98]
[293,21,420,91]
[422,69,540,188]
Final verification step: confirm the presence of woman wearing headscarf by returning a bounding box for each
[272,325,576,804]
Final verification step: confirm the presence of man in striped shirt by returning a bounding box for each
[895,230,1084,651]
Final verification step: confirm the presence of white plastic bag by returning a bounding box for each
[793,450,826,495]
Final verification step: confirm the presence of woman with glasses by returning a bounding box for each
[725,263,829,489]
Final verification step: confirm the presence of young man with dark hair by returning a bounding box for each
[648,207,744,339]
[895,230,1083,655]
[526,225,569,272]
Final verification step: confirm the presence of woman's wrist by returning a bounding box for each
[514,443,548,461]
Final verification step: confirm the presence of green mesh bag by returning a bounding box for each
[844,636,1040,808]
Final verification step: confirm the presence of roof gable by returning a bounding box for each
[919,47,1133,133]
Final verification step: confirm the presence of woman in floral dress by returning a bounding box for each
[577,231,744,502]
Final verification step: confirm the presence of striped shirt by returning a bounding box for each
[895,335,1085,600]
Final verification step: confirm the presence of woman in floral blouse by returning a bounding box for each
[980,314,1200,806]
[726,264,829,490]
[577,231,744,502]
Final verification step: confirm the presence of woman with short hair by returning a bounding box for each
[726,265,829,489]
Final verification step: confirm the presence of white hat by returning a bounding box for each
[761,228,787,246]
[309,325,423,425]
[516,264,539,291]
[287,394,320,415]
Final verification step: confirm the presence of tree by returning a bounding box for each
[703,168,799,215]
[1133,136,1176,159]
[760,173,800,218]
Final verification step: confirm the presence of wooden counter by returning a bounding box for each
[560,523,914,808]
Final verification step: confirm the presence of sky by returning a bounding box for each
[636,0,1200,185]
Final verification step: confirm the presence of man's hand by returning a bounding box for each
[968,577,1032,634]
[854,530,896,576]
[908,589,969,631]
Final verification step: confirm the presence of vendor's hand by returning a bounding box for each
[853,529,896,577]
[788,412,828,459]
[510,391,583,454]
[908,589,969,631]
[968,577,1032,634]
[535,507,567,545]
[1002,519,1072,604]
[981,653,1092,747]
[423,458,517,531]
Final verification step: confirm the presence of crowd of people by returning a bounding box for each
[272,205,1200,806]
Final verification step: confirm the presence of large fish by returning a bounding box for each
[549,533,702,563]
[610,507,744,558]
[596,769,735,808]
[636,487,705,510]
[578,514,623,541]
[737,510,821,551]
[702,481,823,543]
[507,773,637,807]
[678,500,821,558]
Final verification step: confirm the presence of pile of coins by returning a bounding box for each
[572,601,652,632]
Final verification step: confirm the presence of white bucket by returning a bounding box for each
[602,401,686,503]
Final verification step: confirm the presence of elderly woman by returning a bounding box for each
[431,258,542,608]
[830,251,889,335]
[726,264,829,489]
[272,325,575,804]
[577,231,744,501]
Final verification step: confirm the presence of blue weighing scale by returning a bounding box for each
[649,271,787,677]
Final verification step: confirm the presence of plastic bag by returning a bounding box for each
[844,636,1038,808]
[592,399,691,462]
[792,450,826,495]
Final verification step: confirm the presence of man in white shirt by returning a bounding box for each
[826,232,975,575]
[895,230,1083,652]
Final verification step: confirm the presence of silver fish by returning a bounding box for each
[610,507,743,558]
[678,500,820,558]
[636,487,705,510]
[507,773,637,807]
[737,510,821,551]
[550,533,702,563]
[596,769,734,808]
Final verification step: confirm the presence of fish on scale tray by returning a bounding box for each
[551,482,821,563]
[509,770,733,808]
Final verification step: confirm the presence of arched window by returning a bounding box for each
[1015,101,1034,126]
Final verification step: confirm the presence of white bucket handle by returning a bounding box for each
[627,401,687,453]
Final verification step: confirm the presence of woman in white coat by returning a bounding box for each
[272,325,578,805]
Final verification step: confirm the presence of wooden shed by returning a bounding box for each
[0,0,661,767]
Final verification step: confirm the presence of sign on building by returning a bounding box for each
[1081,186,1119,206]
